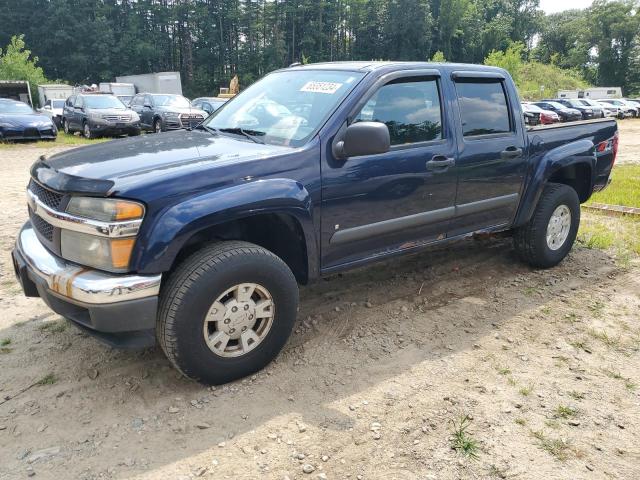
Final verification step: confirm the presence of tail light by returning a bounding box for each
[596,131,619,166]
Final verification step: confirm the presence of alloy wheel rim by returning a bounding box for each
[546,205,571,250]
[155,121,161,133]
[84,124,91,138]
[64,121,69,134]
[203,283,274,358]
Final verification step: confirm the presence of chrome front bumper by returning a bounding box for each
[14,223,161,305]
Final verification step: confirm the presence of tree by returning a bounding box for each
[484,41,525,84]
[0,35,47,104]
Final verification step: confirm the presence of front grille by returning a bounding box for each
[103,115,131,122]
[180,113,204,128]
[30,211,54,241]
[23,128,39,138]
[28,180,64,210]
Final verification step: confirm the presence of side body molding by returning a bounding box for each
[513,138,596,227]
[131,178,318,277]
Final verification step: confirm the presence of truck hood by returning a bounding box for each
[31,129,292,195]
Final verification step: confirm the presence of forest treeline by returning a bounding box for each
[0,0,638,97]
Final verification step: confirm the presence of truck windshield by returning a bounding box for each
[204,70,365,147]
[84,96,126,109]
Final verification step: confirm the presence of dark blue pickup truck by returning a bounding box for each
[13,62,618,384]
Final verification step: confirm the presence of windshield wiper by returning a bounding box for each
[218,127,266,144]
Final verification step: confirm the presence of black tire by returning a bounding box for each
[83,121,93,139]
[157,241,299,385]
[129,128,141,136]
[63,118,70,134]
[513,183,580,269]
[153,118,163,133]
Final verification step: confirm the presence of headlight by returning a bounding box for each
[162,111,179,118]
[66,197,144,222]
[61,230,135,272]
[63,197,144,272]
[131,112,140,122]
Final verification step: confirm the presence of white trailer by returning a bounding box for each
[0,80,33,106]
[37,84,73,107]
[557,87,623,99]
[115,72,182,95]
[99,82,135,96]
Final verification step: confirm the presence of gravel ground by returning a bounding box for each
[0,122,638,480]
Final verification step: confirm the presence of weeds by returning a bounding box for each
[450,415,479,459]
[531,430,573,461]
[519,384,534,396]
[554,405,578,419]
[0,338,11,346]
[497,366,511,375]
[588,329,621,349]
[38,320,67,333]
[514,418,526,426]
[36,373,57,386]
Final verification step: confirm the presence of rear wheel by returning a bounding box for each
[157,241,299,385]
[513,183,580,268]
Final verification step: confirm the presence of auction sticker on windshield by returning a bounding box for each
[300,81,343,94]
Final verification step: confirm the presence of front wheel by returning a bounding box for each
[63,119,70,134]
[513,183,580,268]
[153,118,163,133]
[83,122,94,139]
[157,241,299,385]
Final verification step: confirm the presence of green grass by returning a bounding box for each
[0,131,109,149]
[588,165,640,208]
[0,338,11,346]
[450,415,479,459]
[578,213,640,258]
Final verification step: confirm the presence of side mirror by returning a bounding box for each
[334,121,390,159]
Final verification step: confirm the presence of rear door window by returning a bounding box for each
[455,80,512,137]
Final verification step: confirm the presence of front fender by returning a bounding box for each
[514,138,595,227]
[130,178,318,275]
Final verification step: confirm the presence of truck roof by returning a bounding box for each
[285,61,507,75]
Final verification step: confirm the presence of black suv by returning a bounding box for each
[130,93,207,133]
[62,94,141,139]
[550,98,599,120]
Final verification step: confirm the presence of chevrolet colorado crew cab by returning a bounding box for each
[13,62,618,385]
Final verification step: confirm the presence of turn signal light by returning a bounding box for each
[110,238,136,269]
[115,201,145,221]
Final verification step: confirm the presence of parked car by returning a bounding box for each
[522,103,560,124]
[554,98,602,119]
[0,99,57,141]
[578,98,616,118]
[130,93,207,133]
[533,101,582,122]
[39,98,66,127]
[62,93,141,139]
[621,98,640,114]
[597,99,637,118]
[191,97,228,115]
[13,62,618,385]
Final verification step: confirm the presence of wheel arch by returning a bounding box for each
[514,138,595,227]
[131,179,319,284]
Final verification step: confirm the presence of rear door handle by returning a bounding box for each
[501,146,523,159]
[426,155,455,170]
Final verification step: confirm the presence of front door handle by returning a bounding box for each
[501,146,523,159]
[426,155,455,170]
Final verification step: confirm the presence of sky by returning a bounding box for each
[539,0,594,14]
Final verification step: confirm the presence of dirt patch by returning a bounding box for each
[0,127,639,480]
